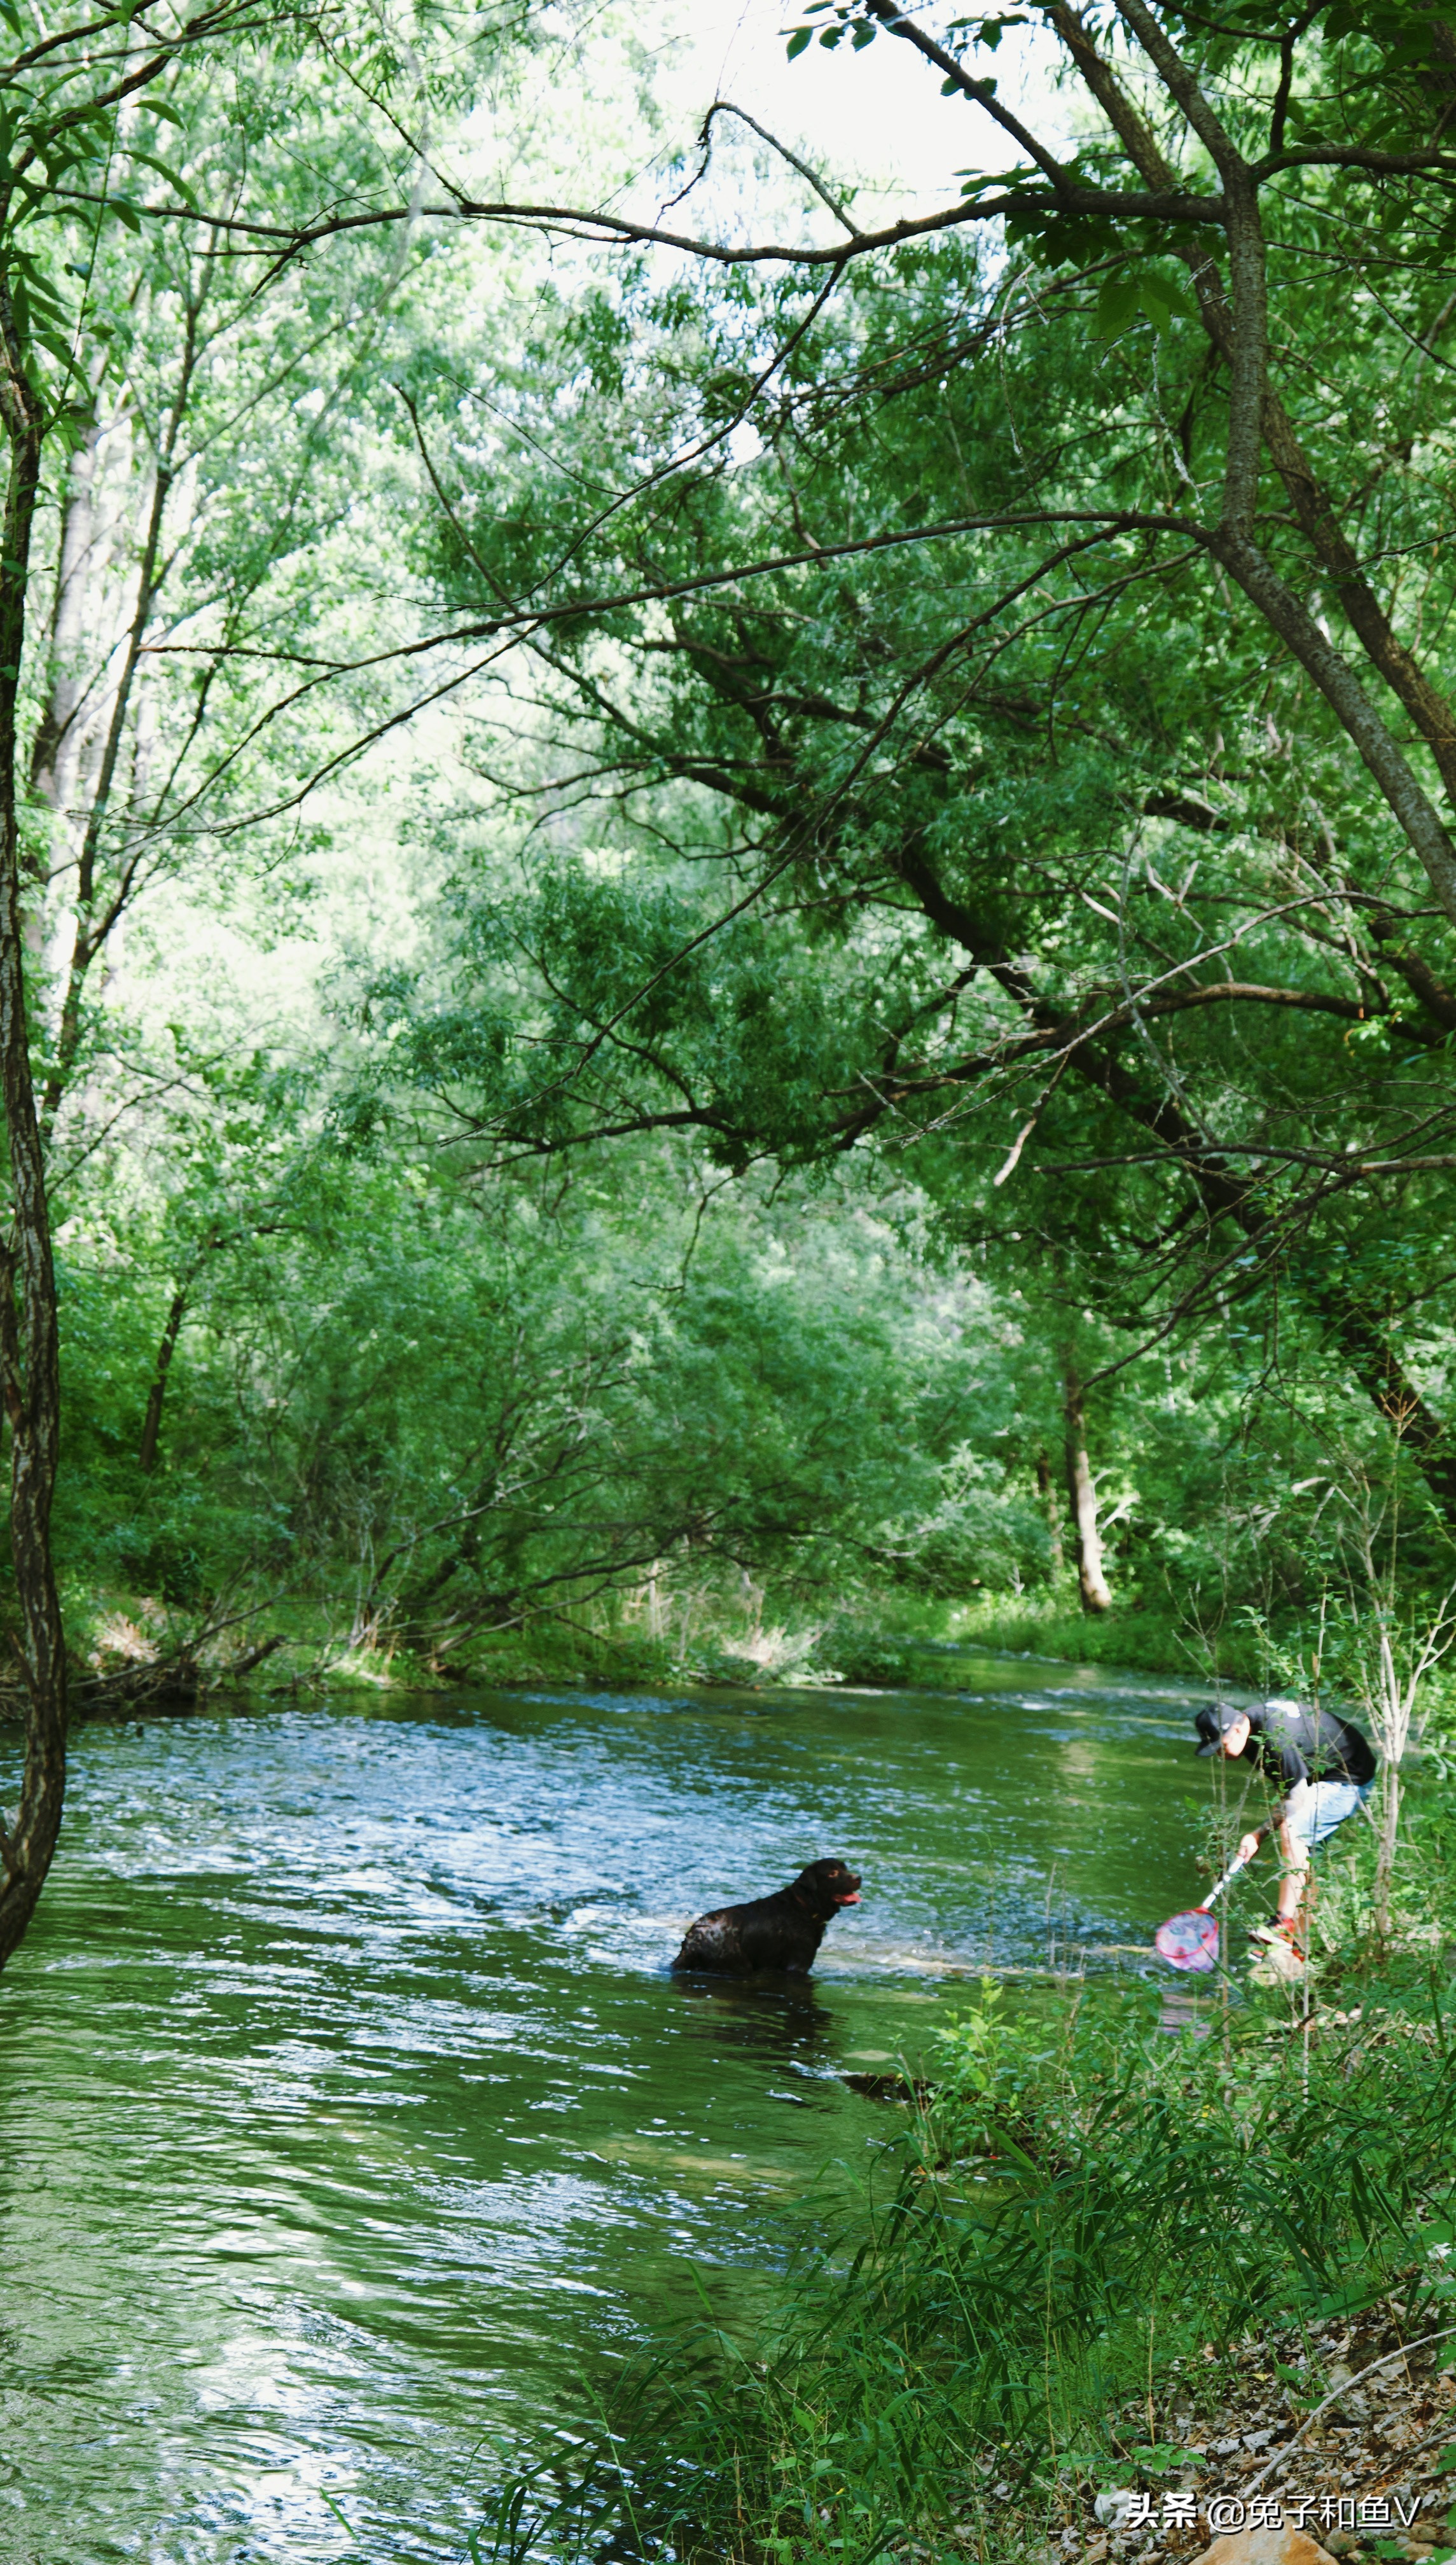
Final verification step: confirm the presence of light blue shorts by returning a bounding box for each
[1286,1776,1375,1852]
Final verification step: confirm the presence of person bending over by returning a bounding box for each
[1193,1697,1376,1947]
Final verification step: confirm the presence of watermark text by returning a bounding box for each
[1119,2493,1426,2534]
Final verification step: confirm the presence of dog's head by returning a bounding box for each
[796,1857,863,1915]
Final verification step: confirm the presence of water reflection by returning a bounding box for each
[0,1660,1219,2561]
[674,1975,835,2064]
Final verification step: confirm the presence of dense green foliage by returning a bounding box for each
[56,1153,1043,1665]
[476,1809,1456,2565]
[3,0,1456,2536]
[1,0,1454,1706]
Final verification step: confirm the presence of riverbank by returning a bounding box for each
[4,1659,1235,2557]
[476,1800,1456,2565]
[46,1581,1287,1713]
[6,1638,1452,2560]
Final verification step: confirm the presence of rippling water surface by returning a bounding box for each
[0,1660,1216,2563]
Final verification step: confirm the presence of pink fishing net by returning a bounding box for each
[1154,1908,1219,1971]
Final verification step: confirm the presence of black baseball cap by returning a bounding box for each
[1194,1705,1248,1757]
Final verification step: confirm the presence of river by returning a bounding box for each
[0,1658,1219,2563]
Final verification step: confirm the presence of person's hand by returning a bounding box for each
[1237,1832,1261,1866]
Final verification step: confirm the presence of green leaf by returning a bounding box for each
[1093,275,1141,339]
[944,8,1027,34]
[14,274,71,324]
[1090,265,1196,341]
[786,25,812,55]
[110,198,142,233]
[120,145,199,208]
[1137,272,1195,333]
[956,164,1026,197]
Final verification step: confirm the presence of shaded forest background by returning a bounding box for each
[1,0,1455,1720]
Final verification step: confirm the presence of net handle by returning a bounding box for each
[1196,1849,1251,1914]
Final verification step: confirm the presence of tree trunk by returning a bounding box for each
[1034,1449,1066,1581]
[1062,1361,1112,1614]
[1373,1759,1400,1952]
[139,1284,190,1475]
[0,270,69,1973]
[29,379,109,814]
[42,452,173,1131]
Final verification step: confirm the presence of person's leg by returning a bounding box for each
[1274,1779,1315,1930]
[1275,1816,1310,1927]
[1280,1781,1366,1934]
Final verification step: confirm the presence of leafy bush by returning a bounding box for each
[829,1630,919,1686]
[471,1968,1456,2565]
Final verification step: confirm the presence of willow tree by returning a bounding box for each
[354,0,1456,1561]
[0,0,246,1967]
[0,0,540,1969]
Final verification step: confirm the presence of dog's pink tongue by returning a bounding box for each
[838,1891,861,1903]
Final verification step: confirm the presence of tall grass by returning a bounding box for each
[471,1972,1456,2565]
[940,1597,1272,1687]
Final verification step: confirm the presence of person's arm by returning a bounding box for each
[1249,1774,1306,1859]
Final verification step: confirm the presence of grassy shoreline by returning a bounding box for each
[473,1834,1456,2565]
[42,1581,1285,1714]
[17,1583,1456,2565]
[459,1784,1456,2565]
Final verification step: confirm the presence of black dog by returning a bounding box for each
[672,1858,862,1976]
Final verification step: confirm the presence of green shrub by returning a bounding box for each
[471,1969,1456,2565]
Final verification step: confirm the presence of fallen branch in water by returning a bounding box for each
[0,1634,291,1721]
[229,1633,288,1678]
